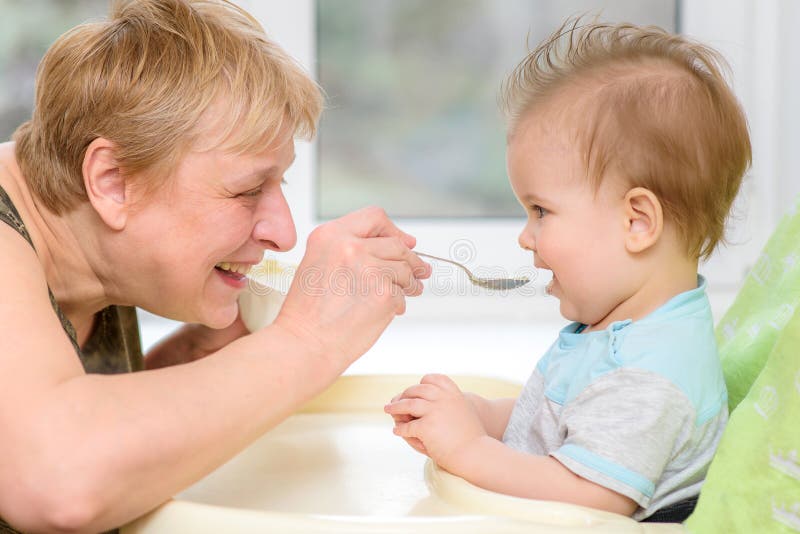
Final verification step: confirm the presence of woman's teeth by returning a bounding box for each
[215,262,252,275]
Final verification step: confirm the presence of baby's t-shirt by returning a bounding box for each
[502,276,728,520]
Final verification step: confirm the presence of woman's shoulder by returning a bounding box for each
[0,143,48,292]
[0,142,20,182]
[0,151,35,249]
[0,143,51,257]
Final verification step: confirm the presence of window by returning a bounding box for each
[316,0,677,219]
[0,0,108,141]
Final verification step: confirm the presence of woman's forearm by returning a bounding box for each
[5,324,333,533]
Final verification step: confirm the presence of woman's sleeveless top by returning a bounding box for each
[0,185,143,533]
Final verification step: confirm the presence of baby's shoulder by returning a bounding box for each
[615,311,718,370]
[613,317,726,424]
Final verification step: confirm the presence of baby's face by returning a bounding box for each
[507,115,634,327]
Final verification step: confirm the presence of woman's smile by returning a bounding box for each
[214,262,254,288]
[214,261,253,275]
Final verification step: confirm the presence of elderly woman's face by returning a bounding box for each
[128,134,297,327]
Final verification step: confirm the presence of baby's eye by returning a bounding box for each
[532,205,547,219]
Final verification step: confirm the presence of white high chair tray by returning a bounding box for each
[122,375,684,533]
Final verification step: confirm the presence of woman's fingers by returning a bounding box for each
[338,206,416,248]
[365,237,431,279]
[274,207,429,373]
[367,260,424,297]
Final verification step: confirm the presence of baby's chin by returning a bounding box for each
[558,304,599,329]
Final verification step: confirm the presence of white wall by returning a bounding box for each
[778,1,800,211]
[681,0,798,282]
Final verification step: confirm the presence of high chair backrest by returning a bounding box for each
[686,196,800,532]
[715,196,800,411]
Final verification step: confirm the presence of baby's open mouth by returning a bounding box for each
[215,262,252,280]
[545,276,556,295]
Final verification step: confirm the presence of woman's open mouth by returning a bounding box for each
[214,262,252,287]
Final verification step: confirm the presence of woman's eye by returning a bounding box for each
[239,187,263,198]
[237,178,287,198]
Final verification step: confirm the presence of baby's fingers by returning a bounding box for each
[420,373,461,393]
[384,398,429,419]
[399,383,441,401]
[392,418,421,440]
[390,413,415,424]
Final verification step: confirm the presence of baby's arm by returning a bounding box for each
[385,374,636,516]
[445,436,637,515]
[463,393,516,440]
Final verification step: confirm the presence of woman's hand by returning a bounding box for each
[271,207,431,376]
[384,374,488,474]
[144,315,249,369]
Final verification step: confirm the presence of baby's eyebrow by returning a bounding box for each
[521,192,551,205]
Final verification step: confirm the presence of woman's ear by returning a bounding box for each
[623,187,663,253]
[82,138,129,230]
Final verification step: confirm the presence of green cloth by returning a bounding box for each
[686,198,800,533]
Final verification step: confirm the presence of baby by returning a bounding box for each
[385,19,751,522]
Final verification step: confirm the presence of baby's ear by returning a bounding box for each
[623,187,663,253]
[82,138,130,231]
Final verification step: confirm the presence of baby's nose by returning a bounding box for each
[518,230,536,253]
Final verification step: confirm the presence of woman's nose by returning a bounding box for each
[252,190,297,252]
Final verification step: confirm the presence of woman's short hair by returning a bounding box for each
[14,0,323,214]
[502,18,752,260]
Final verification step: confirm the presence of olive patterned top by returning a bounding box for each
[0,184,144,533]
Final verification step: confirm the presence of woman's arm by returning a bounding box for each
[0,208,429,533]
[143,315,250,369]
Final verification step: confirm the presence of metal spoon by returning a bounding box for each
[416,252,530,290]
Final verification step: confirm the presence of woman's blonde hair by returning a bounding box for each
[502,18,752,260]
[14,0,323,214]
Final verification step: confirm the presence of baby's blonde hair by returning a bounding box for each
[502,18,752,260]
[14,0,323,214]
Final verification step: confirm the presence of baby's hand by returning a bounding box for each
[386,391,427,455]
[384,374,486,473]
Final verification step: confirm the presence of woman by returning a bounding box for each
[0,1,429,532]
